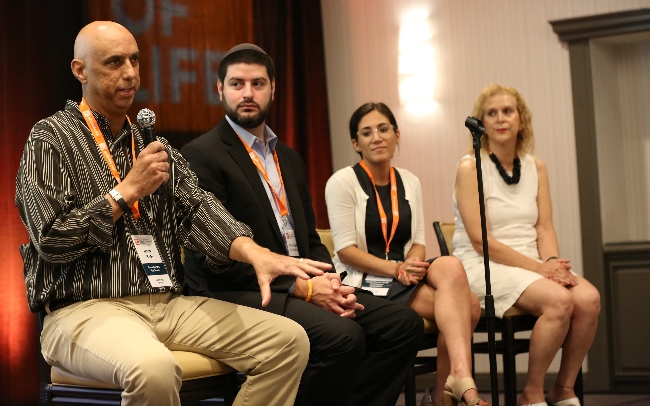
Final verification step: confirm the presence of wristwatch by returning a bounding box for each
[108,188,130,213]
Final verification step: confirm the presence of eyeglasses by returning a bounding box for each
[357,124,395,138]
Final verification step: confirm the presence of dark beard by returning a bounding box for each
[223,98,272,129]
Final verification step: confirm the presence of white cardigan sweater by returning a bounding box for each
[324,165,426,288]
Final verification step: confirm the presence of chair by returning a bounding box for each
[433,221,583,406]
[406,319,439,406]
[315,228,439,406]
[315,228,335,257]
[37,287,239,406]
[37,311,238,406]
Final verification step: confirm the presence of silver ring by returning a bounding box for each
[299,258,304,263]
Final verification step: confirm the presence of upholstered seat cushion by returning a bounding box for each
[480,305,530,318]
[502,306,529,317]
[51,351,234,388]
[422,317,438,333]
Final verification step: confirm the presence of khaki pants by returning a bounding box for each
[42,292,309,406]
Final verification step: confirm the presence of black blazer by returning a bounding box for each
[180,118,333,314]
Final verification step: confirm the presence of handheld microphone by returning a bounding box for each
[465,116,485,135]
[137,108,164,195]
[137,108,157,146]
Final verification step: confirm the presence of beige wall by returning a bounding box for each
[322,0,650,265]
[320,0,650,373]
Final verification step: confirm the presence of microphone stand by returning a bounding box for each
[465,117,499,406]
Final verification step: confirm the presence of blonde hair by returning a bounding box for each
[470,83,534,155]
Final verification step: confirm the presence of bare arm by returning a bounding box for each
[533,158,576,285]
[406,243,426,261]
[337,245,402,278]
[399,243,429,284]
[337,243,429,286]
[534,158,559,261]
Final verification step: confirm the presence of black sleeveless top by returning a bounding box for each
[353,164,417,303]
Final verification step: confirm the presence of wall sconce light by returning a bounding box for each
[398,13,436,114]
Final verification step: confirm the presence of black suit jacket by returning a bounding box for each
[180,118,333,314]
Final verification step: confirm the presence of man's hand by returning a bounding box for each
[338,284,365,318]
[117,141,169,203]
[229,237,329,306]
[296,274,365,318]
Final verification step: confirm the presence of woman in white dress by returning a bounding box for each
[453,84,601,406]
[327,102,488,406]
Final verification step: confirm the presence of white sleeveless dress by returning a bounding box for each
[452,152,543,317]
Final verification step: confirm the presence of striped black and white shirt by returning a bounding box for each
[16,101,253,312]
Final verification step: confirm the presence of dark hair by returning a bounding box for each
[218,49,275,83]
[349,102,399,142]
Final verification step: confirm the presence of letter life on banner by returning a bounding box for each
[130,235,172,288]
[102,0,252,133]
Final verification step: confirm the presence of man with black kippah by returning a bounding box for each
[181,43,423,406]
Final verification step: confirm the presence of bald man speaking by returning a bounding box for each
[15,21,329,406]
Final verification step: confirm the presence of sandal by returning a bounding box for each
[420,386,433,406]
[545,397,580,406]
[443,375,488,406]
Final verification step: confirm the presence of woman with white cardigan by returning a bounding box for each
[325,102,487,406]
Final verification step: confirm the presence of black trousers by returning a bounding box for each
[210,289,423,406]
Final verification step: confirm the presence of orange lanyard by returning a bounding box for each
[79,98,140,219]
[359,160,399,260]
[238,135,288,217]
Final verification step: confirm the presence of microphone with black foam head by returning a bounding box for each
[137,108,164,195]
[465,116,485,135]
[465,116,486,149]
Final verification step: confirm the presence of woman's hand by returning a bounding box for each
[396,257,430,286]
[535,258,577,287]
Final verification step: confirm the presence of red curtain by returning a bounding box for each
[1,1,331,404]
[253,0,332,228]
[0,2,85,404]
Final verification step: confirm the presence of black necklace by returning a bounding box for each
[489,153,521,185]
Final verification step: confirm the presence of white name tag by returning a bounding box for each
[361,274,393,296]
[130,235,172,288]
[282,217,300,257]
[284,229,300,257]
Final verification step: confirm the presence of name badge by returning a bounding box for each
[282,217,300,257]
[361,274,392,296]
[284,229,300,257]
[130,235,172,288]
